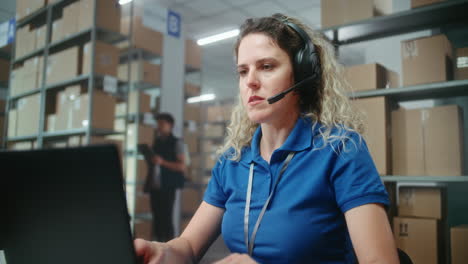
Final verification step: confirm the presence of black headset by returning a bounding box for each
[277,16,321,86]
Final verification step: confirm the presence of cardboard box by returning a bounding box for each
[204,154,217,169]
[15,25,36,59]
[46,46,80,85]
[79,0,121,33]
[184,130,199,154]
[135,193,151,214]
[206,104,233,122]
[51,19,64,43]
[411,0,446,8]
[16,93,41,137]
[120,16,163,55]
[393,217,440,264]
[34,25,47,51]
[134,219,152,241]
[398,187,442,219]
[16,0,45,21]
[9,141,34,150]
[82,41,119,77]
[7,109,18,138]
[46,114,57,132]
[126,124,154,150]
[72,91,116,130]
[185,39,202,69]
[353,97,391,175]
[401,35,453,86]
[189,154,201,169]
[321,0,392,28]
[126,158,148,183]
[62,1,80,39]
[451,225,468,264]
[55,85,83,131]
[202,140,220,154]
[128,91,151,114]
[118,60,161,86]
[203,123,224,138]
[184,104,201,122]
[345,63,399,92]
[392,105,464,176]
[455,47,468,80]
[115,102,127,116]
[0,58,10,82]
[182,187,202,215]
[185,83,201,97]
[424,105,464,176]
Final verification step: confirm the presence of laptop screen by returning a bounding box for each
[1,145,139,264]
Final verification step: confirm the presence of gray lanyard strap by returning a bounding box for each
[244,152,295,256]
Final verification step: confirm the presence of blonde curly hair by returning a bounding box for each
[218,13,365,161]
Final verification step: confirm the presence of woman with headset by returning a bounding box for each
[134,13,399,264]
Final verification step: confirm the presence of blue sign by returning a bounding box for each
[167,10,181,38]
[8,19,16,44]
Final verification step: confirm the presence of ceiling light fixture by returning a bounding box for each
[197,29,240,46]
[187,93,216,103]
[119,0,133,5]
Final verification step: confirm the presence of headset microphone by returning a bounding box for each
[267,75,315,104]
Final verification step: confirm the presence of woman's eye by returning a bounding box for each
[262,64,273,70]
[238,69,247,76]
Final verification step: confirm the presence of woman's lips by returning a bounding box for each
[248,95,265,105]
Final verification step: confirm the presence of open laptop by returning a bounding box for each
[0,145,140,264]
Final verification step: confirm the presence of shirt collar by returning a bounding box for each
[244,116,318,164]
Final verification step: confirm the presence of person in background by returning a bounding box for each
[144,112,185,242]
[135,13,399,264]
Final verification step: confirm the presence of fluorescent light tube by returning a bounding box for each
[119,0,133,5]
[187,93,216,103]
[197,29,240,46]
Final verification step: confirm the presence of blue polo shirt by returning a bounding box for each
[203,117,389,264]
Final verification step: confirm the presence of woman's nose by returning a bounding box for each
[246,70,260,90]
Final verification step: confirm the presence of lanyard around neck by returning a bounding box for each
[244,152,295,256]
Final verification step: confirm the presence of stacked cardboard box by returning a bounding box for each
[8,140,38,150]
[128,91,152,114]
[411,0,446,8]
[353,97,391,175]
[134,219,152,241]
[51,0,120,44]
[203,123,225,138]
[135,193,151,215]
[8,93,41,137]
[118,60,161,86]
[16,0,46,22]
[82,41,119,77]
[451,225,468,264]
[185,83,201,98]
[391,105,464,176]
[126,158,148,183]
[10,56,43,96]
[455,47,468,80]
[54,86,116,131]
[185,39,202,70]
[394,187,444,264]
[126,123,154,151]
[206,104,233,122]
[345,63,399,92]
[401,35,453,86]
[182,187,202,215]
[184,125,199,154]
[321,0,392,28]
[184,104,201,122]
[46,46,80,86]
[120,15,163,56]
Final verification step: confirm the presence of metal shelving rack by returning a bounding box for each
[324,2,468,263]
[2,0,128,149]
[118,1,164,237]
